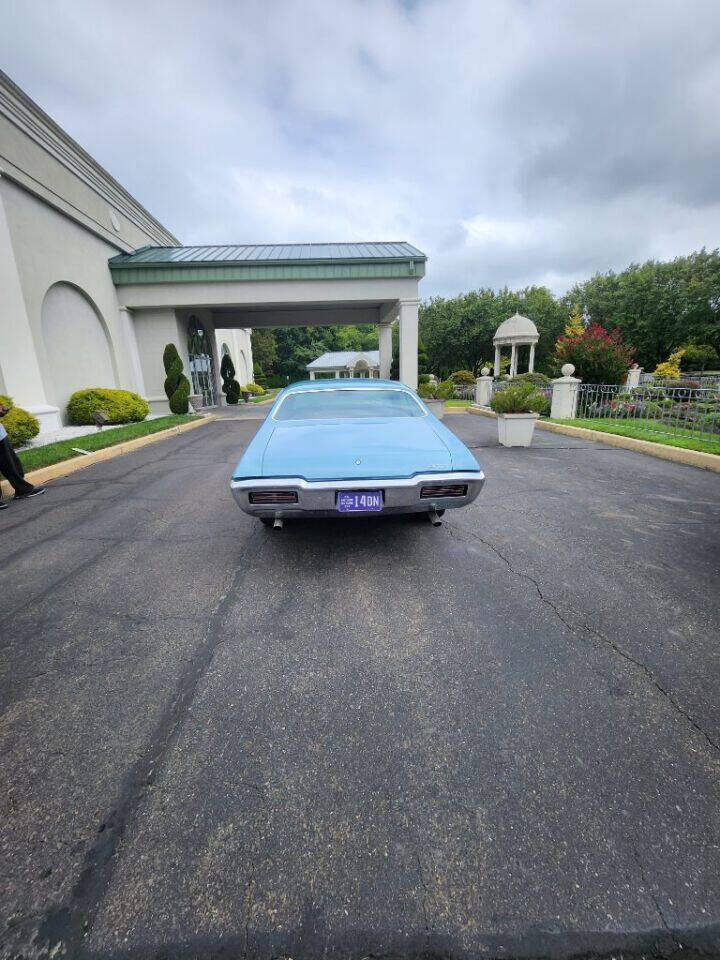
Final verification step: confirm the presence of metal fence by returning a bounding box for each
[454,384,477,400]
[639,372,720,390]
[575,382,720,443]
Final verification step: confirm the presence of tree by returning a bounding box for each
[554,323,635,384]
[680,342,718,373]
[564,304,585,338]
[565,248,720,369]
[250,329,277,376]
[220,353,241,404]
[162,343,190,414]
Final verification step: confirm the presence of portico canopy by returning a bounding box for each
[110,241,426,403]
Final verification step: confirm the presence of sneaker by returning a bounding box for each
[14,486,46,500]
[0,501,7,510]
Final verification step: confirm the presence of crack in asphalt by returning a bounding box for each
[443,519,720,756]
[415,853,431,935]
[444,520,578,636]
[21,548,261,960]
[631,842,683,952]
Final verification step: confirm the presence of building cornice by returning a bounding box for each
[0,70,178,246]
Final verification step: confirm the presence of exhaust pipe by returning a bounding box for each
[273,515,284,530]
[428,509,443,527]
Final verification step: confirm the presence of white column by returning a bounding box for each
[494,345,501,377]
[398,298,419,389]
[510,343,517,378]
[550,364,581,419]
[528,343,536,373]
[309,371,315,380]
[119,307,146,396]
[0,175,52,413]
[378,323,392,379]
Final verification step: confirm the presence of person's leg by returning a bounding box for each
[0,436,35,496]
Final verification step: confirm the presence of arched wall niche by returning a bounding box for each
[41,281,118,419]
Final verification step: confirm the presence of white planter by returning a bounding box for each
[425,399,444,420]
[188,394,204,412]
[497,412,539,447]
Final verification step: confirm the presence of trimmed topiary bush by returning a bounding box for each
[67,388,149,425]
[163,343,191,415]
[1,404,40,446]
[220,354,241,404]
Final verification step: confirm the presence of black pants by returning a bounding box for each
[0,436,34,497]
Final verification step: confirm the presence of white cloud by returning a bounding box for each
[1,0,719,297]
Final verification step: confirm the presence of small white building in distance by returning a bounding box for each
[306,351,381,379]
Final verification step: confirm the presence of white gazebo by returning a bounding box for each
[493,311,539,377]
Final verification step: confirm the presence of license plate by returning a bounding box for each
[336,490,383,513]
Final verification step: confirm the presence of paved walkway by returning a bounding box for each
[1,414,719,960]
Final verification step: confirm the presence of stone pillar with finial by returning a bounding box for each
[475,367,494,406]
[550,363,581,419]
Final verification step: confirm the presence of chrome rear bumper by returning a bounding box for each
[230,471,485,518]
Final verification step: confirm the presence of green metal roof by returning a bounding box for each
[109,242,426,285]
[110,241,426,266]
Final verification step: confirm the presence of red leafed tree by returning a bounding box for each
[554,323,635,384]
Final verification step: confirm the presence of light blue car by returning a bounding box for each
[230,379,485,527]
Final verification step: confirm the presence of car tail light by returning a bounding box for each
[420,483,468,498]
[248,490,298,504]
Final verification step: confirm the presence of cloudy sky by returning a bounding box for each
[2,0,719,298]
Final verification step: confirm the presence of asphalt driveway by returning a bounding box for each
[1,412,719,960]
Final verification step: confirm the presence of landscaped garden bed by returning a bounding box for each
[17,415,201,471]
[550,417,720,456]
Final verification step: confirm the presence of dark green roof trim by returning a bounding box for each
[110,260,425,285]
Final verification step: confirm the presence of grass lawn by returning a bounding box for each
[445,399,471,408]
[17,415,201,472]
[552,417,720,456]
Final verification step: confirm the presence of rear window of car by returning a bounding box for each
[274,388,426,420]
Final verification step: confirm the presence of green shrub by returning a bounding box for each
[698,411,720,429]
[490,382,548,415]
[448,369,476,386]
[1,405,40,446]
[417,380,453,400]
[418,373,431,385]
[67,388,149,425]
[245,382,265,395]
[162,343,191,415]
[0,394,13,410]
[512,371,551,385]
[220,354,241,404]
[266,374,287,389]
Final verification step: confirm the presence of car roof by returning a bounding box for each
[282,379,412,393]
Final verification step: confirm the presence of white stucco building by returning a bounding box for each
[307,350,380,379]
[0,71,425,435]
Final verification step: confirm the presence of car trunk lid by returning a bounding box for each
[261,418,453,480]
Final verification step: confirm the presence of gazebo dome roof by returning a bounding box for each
[493,311,539,343]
